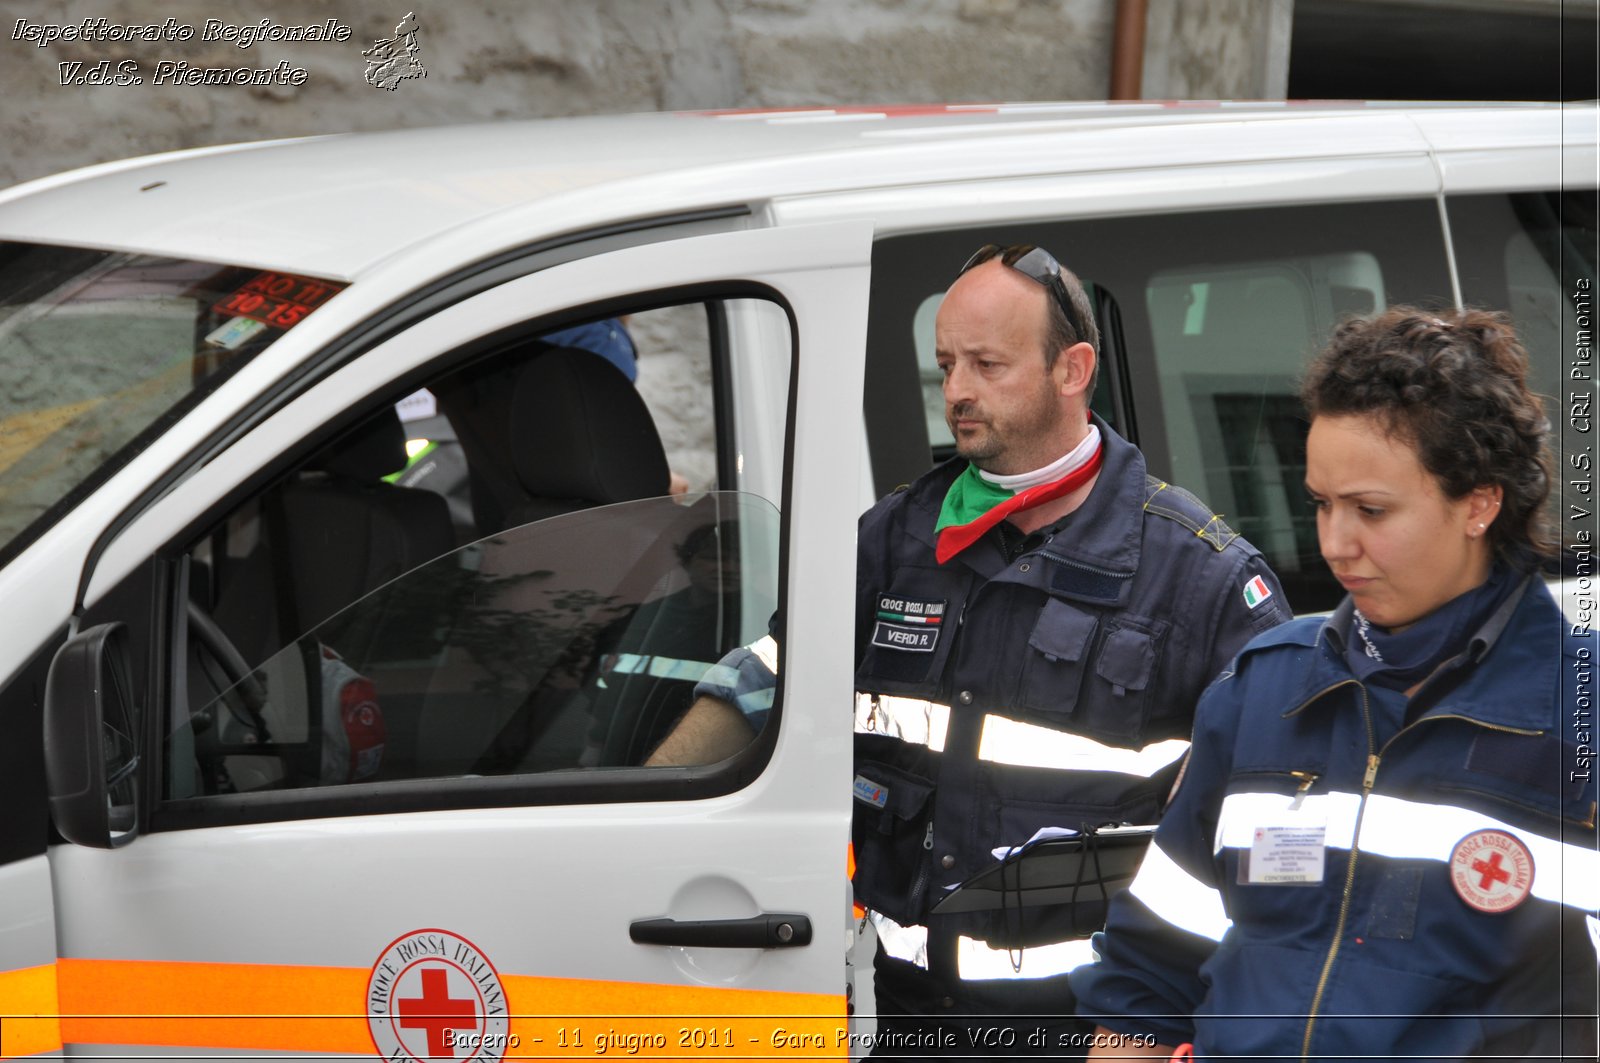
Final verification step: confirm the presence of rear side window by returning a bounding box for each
[1448,189,1599,559]
[1140,249,1388,598]
[869,200,1455,613]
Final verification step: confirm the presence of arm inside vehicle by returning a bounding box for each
[643,695,756,766]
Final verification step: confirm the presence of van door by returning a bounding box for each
[39,221,871,1058]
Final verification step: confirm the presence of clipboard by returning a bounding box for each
[929,826,1155,915]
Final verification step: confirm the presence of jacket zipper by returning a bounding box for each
[1288,771,1319,810]
[1036,549,1135,580]
[1283,678,1360,718]
[908,821,934,911]
[1390,713,1542,741]
[1297,699,1545,1059]
[1300,684,1375,1061]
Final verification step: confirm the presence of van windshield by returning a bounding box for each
[0,241,347,564]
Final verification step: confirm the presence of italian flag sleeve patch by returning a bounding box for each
[1242,574,1273,610]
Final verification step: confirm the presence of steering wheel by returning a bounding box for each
[185,600,272,774]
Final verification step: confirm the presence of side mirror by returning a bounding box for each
[44,623,140,849]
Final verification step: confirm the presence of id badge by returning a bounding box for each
[1238,795,1326,886]
[1247,824,1326,884]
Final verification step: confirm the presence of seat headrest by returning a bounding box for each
[317,408,409,480]
[510,347,670,506]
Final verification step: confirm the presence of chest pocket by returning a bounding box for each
[1017,599,1096,717]
[1442,730,1597,829]
[857,566,970,696]
[1018,598,1165,742]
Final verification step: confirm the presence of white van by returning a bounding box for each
[0,102,1593,1058]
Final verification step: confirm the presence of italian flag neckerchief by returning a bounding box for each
[933,430,1104,564]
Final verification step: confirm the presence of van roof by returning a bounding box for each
[0,101,1585,281]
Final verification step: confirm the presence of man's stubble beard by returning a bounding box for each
[949,380,1065,474]
[951,406,1001,466]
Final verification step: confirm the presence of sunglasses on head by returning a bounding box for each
[959,243,1089,347]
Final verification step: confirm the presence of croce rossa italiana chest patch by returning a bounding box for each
[871,594,946,652]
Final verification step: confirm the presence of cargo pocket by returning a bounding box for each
[1086,622,1159,740]
[851,754,936,925]
[1016,599,1097,718]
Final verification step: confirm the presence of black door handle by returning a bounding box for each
[629,913,813,949]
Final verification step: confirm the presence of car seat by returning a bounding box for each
[503,346,671,527]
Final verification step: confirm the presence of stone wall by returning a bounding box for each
[1143,0,1293,99]
[0,0,1294,189]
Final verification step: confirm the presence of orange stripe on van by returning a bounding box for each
[55,958,371,1053]
[29,958,846,1057]
[0,963,64,1058]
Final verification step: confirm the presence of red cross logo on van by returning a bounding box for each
[367,929,512,1061]
[398,967,478,1057]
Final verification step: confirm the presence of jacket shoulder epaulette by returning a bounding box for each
[1141,476,1239,553]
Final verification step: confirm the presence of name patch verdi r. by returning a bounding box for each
[872,593,945,652]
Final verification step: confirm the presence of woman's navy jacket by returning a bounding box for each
[1073,576,1599,1061]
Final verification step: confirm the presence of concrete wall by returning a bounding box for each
[0,0,1295,188]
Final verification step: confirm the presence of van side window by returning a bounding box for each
[167,299,787,805]
[868,201,1455,612]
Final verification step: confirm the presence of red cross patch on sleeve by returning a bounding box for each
[1449,830,1535,913]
